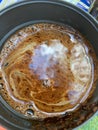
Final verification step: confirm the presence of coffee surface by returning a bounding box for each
[0,23,97,119]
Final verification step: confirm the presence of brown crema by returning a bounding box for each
[0,23,97,119]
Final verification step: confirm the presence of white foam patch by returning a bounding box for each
[70,44,91,83]
[29,39,68,80]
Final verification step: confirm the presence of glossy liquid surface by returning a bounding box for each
[0,23,97,119]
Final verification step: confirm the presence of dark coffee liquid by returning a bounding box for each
[0,23,97,119]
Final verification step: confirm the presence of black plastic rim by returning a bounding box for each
[0,0,98,130]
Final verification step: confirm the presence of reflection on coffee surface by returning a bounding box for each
[0,23,97,119]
